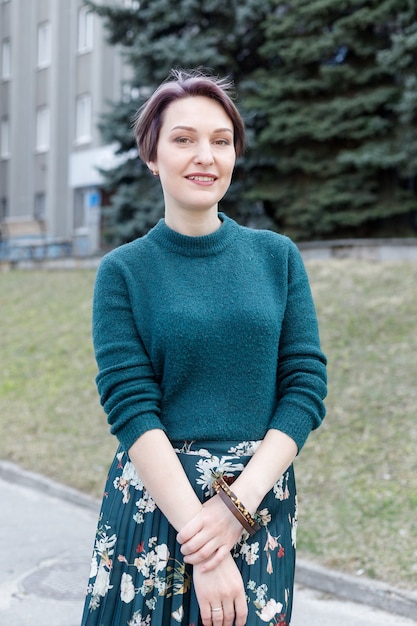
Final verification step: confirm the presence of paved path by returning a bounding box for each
[1,463,416,626]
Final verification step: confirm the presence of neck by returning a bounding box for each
[164,207,221,236]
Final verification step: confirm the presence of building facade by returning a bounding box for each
[0,0,129,256]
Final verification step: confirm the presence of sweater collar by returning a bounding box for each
[147,213,237,257]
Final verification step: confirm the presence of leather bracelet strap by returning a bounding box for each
[214,476,261,531]
[215,482,256,535]
[212,476,261,536]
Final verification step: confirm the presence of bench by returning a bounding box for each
[0,216,72,260]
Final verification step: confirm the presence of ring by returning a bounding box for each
[211,607,222,612]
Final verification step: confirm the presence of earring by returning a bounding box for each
[153,169,159,176]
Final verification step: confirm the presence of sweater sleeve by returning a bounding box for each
[92,253,164,452]
[268,240,327,451]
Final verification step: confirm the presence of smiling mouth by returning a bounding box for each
[186,175,217,182]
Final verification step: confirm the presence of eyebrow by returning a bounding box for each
[170,125,233,134]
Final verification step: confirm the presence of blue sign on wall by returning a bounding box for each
[87,190,101,208]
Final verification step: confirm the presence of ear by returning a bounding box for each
[147,161,159,176]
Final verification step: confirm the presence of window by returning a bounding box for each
[75,93,92,144]
[78,6,93,53]
[0,117,9,158]
[0,197,7,220]
[34,192,46,219]
[37,21,51,68]
[36,106,50,152]
[1,39,11,80]
[74,186,100,230]
[74,188,87,229]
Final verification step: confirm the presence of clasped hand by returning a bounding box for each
[178,495,248,626]
[177,493,244,571]
[193,554,248,626]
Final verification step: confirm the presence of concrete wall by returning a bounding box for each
[0,0,129,253]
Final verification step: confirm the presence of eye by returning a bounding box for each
[174,136,192,144]
[213,138,231,146]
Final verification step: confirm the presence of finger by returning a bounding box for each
[180,530,210,556]
[197,545,230,572]
[211,606,224,625]
[221,599,235,626]
[183,539,220,565]
[177,516,203,544]
[234,592,248,626]
[200,602,217,626]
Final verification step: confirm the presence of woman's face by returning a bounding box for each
[148,96,236,217]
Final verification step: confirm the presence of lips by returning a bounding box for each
[186,174,217,183]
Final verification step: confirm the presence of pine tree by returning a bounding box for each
[89,0,417,243]
[241,0,417,239]
[87,0,276,244]
[378,6,417,233]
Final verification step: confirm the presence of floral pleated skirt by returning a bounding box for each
[81,440,297,626]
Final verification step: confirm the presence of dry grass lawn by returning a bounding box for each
[1,260,416,589]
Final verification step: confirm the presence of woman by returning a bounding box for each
[81,69,327,626]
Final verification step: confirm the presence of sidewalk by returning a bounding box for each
[1,460,417,626]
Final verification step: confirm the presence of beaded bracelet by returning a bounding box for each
[212,475,261,536]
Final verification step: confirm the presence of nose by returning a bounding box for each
[193,140,214,166]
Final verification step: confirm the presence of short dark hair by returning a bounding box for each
[133,69,246,162]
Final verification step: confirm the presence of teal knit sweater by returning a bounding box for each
[93,213,327,454]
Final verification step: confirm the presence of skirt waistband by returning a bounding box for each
[171,439,262,459]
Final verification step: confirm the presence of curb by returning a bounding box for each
[0,459,100,513]
[2,460,417,621]
[295,559,417,622]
